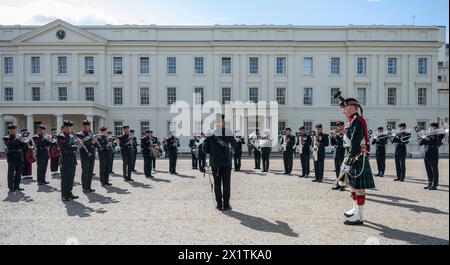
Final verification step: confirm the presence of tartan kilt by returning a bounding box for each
[346,155,375,190]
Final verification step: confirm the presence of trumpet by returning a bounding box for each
[390,129,412,143]
[414,126,449,139]
[329,129,346,137]
[73,134,91,156]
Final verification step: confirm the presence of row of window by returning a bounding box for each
[1,56,430,76]
[2,86,429,106]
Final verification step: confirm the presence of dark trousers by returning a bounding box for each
[7,160,23,190]
[168,153,177,173]
[233,153,242,171]
[109,152,115,173]
[191,153,198,169]
[283,152,293,174]
[151,156,156,170]
[99,151,112,185]
[36,155,49,183]
[395,155,406,180]
[121,150,132,179]
[334,157,344,179]
[254,150,261,169]
[424,158,439,187]
[50,155,59,172]
[212,166,231,207]
[143,152,153,177]
[61,154,76,198]
[314,155,325,181]
[22,156,32,176]
[131,149,137,171]
[261,147,271,171]
[199,157,206,172]
[300,153,310,176]
[376,151,386,175]
[81,157,95,190]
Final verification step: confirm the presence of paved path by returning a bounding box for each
[0,158,448,245]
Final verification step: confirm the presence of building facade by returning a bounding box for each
[0,20,448,154]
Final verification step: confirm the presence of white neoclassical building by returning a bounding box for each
[0,19,448,154]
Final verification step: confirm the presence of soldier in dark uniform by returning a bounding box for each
[148,130,158,174]
[260,132,273,172]
[119,125,134,182]
[420,122,445,190]
[140,129,154,178]
[130,130,138,173]
[233,132,245,172]
[49,127,60,177]
[33,124,52,185]
[189,136,199,169]
[107,131,116,174]
[3,124,28,193]
[281,128,296,175]
[203,113,237,211]
[198,133,207,173]
[371,126,388,178]
[253,132,261,169]
[77,120,98,193]
[20,129,34,180]
[392,123,411,182]
[312,124,329,183]
[164,131,180,175]
[297,126,311,178]
[58,120,81,201]
[247,138,253,157]
[330,121,346,190]
[337,98,374,225]
[97,127,113,187]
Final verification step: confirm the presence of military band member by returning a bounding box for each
[119,125,134,182]
[260,133,273,172]
[203,113,237,211]
[107,131,116,174]
[33,124,52,185]
[297,126,312,178]
[392,123,410,182]
[130,129,138,173]
[253,132,261,170]
[338,98,374,225]
[371,126,388,178]
[77,120,98,193]
[49,128,61,177]
[233,132,245,172]
[189,136,200,169]
[20,128,34,180]
[330,121,346,190]
[3,124,28,192]
[165,131,180,175]
[97,127,113,187]
[148,130,158,174]
[419,122,445,190]
[141,129,154,178]
[198,133,207,173]
[282,128,296,175]
[58,120,81,201]
[312,124,329,183]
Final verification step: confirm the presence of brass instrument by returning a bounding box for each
[248,131,261,151]
[414,126,449,140]
[311,131,319,162]
[20,131,36,163]
[150,140,162,158]
[390,128,413,143]
[73,134,91,156]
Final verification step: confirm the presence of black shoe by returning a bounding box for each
[379,175,384,178]
[216,205,223,211]
[43,181,50,184]
[400,179,405,182]
[344,219,364,226]
[312,179,318,182]
[374,173,380,176]
[394,178,400,181]
[70,195,79,200]
[8,189,15,193]
[332,185,341,190]
[38,182,45,186]
[106,182,113,186]
[173,172,178,175]
[317,180,323,183]
[125,178,134,182]
[62,197,72,202]
[15,187,24,191]
[340,186,346,191]
[89,189,95,192]
[223,205,232,211]
[424,186,430,189]
[83,189,91,193]
[101,183,107,187]
[299,175,305,178]
[428,186,437,190]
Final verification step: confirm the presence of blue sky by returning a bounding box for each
[0,0,448,40]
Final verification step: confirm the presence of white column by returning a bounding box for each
[44,53,52,100]
[26,114,34,132]
[99,117,105,128]
[56,115,63,132]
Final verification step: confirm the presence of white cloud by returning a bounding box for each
[0,0,118,25]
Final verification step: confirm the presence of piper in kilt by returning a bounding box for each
[338,97,374,226]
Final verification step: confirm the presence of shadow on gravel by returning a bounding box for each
[126,180,152,189]
[37,185,58,193]
[63,200,107,218]
[364,221,449,245]
[366,193,418,203]
[3,191,34,203]
[366,198,448,215]
[148,177,171,183]
[85,192,120,204]
[174,173,196,179]
[223,210,299,238]
[105,186,131,195]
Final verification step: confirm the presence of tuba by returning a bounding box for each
[151,140,162,158]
